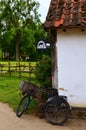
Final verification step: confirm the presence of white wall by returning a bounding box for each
[57,28,86,107]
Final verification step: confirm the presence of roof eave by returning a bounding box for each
[44,25,86,31]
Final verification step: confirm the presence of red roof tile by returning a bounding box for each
[44,0,86,29]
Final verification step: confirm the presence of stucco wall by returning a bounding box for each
[57,28,86,108]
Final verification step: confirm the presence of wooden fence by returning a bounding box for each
[0,62,36,78]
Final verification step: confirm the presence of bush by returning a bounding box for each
[0,49,2,59]
[34,55,52,88]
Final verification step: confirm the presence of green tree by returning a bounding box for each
[34,55,52,88]
[0,0,40,60]
[34,24,51,60]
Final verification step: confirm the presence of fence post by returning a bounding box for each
[16,62,18,71]
[0,62,36,78]
[19,62,21,78]
[8,62,11,77]
[29,62,31,79]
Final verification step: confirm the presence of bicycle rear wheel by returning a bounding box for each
[16,95,30,117]
[45,100,70,125]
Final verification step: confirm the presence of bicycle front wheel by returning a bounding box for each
[16,95,30,117]
[45,100,70,125]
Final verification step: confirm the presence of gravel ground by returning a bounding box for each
[0,102,86,130]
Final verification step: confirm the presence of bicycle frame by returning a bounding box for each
[16,80,71,125]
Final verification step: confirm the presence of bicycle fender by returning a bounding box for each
[46,96,67,105]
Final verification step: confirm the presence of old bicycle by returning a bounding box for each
[16,80,71,125]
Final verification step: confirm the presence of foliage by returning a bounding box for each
[34,55,52,88]
[0,49,3,59]
[34,26,51,60]
[0,0,43,61]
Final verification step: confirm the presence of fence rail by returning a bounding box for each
[0,62,36,78]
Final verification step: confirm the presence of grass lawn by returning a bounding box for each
[0,76,38,112]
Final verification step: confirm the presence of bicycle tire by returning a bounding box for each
[45,100,71,125]
[16,95,30,117]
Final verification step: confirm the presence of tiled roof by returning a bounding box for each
[44,0,86,29]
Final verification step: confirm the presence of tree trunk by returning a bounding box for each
[50,30,58,88]
[15,40,20,61]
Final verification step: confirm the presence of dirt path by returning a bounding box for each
[0,102,86,130]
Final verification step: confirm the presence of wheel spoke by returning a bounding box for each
[16,95,30,117]
[45,101,70,125]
